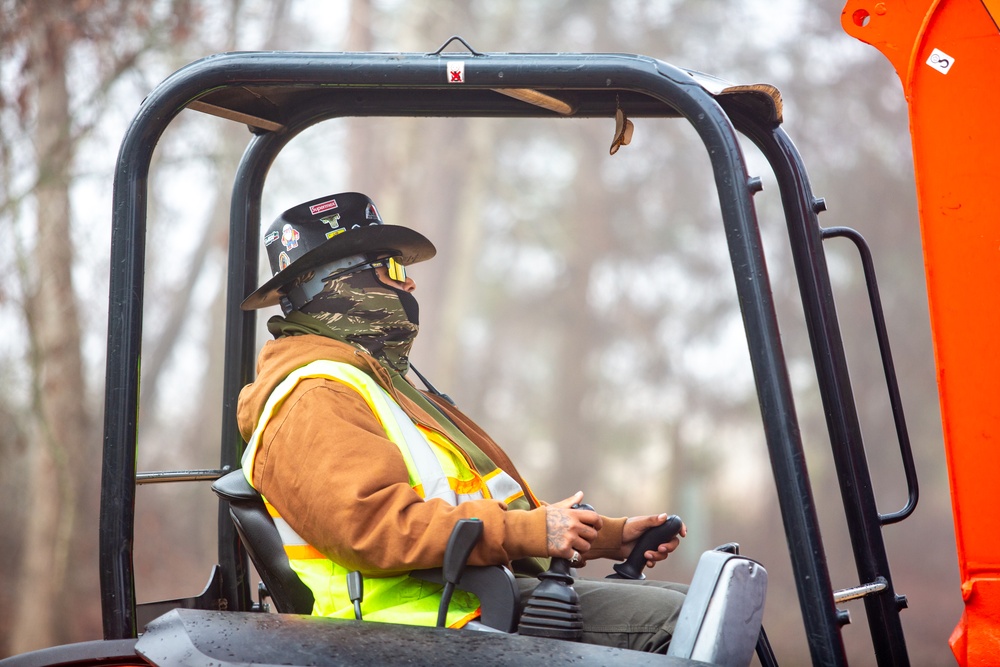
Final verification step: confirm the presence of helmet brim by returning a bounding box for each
[241,224,435,310]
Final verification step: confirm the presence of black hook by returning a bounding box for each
[428,35,484,57]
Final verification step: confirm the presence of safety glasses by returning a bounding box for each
[373,257,407,283]
[323,255,406,284]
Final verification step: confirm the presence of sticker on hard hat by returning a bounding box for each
[281,224,300,250]
[309,198,339,215]
[264,231,280,246]
[326,228,346,239]
[278,252,291,271]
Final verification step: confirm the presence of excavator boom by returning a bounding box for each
[842,1,1000,663]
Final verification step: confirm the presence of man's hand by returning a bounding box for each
[545,491,603,561]
[621,513,687,568]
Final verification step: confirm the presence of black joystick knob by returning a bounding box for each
[607,514,683,580]
[517,503,594,641]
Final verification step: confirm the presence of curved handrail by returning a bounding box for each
[820,226,919,525]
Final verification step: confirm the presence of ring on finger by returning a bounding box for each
[570,550,581,564]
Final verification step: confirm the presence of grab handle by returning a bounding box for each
[821,226,918,525]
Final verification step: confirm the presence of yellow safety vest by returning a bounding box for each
[242,360,525,627]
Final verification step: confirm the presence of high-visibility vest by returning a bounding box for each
[242,359,525,627]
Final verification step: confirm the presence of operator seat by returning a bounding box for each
[212,469,520,631]
[212,469,315,614]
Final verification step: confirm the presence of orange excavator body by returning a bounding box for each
[842,1,1000,663]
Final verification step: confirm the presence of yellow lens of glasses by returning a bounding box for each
[387,257,406,282]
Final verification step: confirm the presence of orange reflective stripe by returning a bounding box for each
[284,544,326,560]
[502,490,525,505]
[448,607,482,629]
[451,476,483,495]
[412,473,482,496]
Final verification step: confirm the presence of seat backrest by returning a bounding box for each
[212,470,315,614]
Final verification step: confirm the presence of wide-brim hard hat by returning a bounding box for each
[241,192,436,310]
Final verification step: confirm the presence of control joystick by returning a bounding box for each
[607,514,683,580]
[517,503,594,641]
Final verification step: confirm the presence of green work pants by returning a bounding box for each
[517,576,688,653]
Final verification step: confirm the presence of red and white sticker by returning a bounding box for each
[447,61,465,83]
[309,198,339,215]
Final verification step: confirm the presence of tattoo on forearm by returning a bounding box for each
[546,510,572,552]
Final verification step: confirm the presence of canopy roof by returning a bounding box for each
[173,49,782,131]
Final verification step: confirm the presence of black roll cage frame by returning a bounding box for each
[101,39,917,666]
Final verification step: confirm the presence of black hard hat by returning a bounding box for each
[241,192,435,310]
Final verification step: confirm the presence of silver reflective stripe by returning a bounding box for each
[485,470,525,505]
[242,365,315,483]
[381,389,466,504]
[272,513,309,547]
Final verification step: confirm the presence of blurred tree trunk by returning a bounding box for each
[13,8,90,652]
[430,121,493,389]
[545,126,613,501]
[344,0,380,187]
[133,0,295,597]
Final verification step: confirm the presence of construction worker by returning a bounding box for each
[237,192,688,652]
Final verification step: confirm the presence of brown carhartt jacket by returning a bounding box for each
[237,334,626,575]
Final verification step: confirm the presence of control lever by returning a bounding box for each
[517,502,594,640]
[607,514,683,580]
[436,518,484,628]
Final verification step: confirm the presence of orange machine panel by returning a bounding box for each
[842,1,1000,664]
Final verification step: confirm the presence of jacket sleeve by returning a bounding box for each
[251,378,548,574]
[589,516,627,559]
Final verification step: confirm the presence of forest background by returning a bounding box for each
[0,0,959,664]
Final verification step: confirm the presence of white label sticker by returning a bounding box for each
[447,60,465,83]
[926,48,955,74]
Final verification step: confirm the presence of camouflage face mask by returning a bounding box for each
[299,268,419,373]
